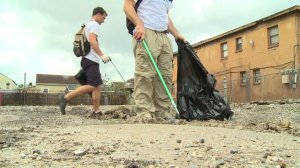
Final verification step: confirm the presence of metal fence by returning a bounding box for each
[215,70,299,103]
[1,91,130,106]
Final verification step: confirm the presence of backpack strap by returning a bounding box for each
[135,0,143,11]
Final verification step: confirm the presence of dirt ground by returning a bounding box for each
[0,101,300,168]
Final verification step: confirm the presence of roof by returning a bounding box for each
[0,73,17,85]
[192,5,300,48]
[36,74,78,85]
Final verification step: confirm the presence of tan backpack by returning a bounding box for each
[73,25,90,57]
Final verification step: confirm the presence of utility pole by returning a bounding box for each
[23,72,26,105]
[24,72,26,89]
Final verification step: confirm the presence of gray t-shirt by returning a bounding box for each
[137,0,173,31]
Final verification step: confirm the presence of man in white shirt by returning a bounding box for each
[59,7,110,118]
[124,0,185,121]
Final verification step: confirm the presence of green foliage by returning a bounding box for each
[111,82,125,91]
[102,82,126,92]
[17,84,24,89]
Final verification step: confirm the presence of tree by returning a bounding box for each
[17,84,24,90]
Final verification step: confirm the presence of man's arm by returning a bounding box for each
[89,33,104,57]
[89,33,110,63]
[123,0,145,40]
[168,16,186,42]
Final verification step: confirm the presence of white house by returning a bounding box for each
[0,73,17,91]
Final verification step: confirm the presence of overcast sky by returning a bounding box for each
[0,0,299,85]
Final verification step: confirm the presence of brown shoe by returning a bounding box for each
[129,111,153,123]
[89,111,102,119]
[155,111,175,120]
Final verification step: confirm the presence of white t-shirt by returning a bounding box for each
[137,0,173,32]
[84,20,101,63]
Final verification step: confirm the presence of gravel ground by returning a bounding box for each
[0,101,300,168]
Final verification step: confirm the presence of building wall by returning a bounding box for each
[173,10,300,102]
[198,14,296,72]
[0,74,17,90]
[35,84,69,93]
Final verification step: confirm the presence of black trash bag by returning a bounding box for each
[176,41,233,121]
[74,68,92,97]
[74,68,87,85]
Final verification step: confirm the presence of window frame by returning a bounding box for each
[240,71,247,86]
[253,69,261,85]
[221,42,228,59]
[43,88,49,93]
[268,25,279,48]
[6,83,10,90]
[236,37,243,52]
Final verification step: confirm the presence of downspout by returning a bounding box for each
[294,12,299,69]
[292,13,299,91]
[229,68,232,103]
[294,45,299,69]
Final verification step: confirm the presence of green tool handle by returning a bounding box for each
[142,40,179,115]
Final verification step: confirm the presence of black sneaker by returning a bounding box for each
[89,112,102,119]
[58,94,67,115]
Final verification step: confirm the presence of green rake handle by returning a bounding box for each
[142,40,179,115]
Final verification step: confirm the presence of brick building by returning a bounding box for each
[173,6,300,102]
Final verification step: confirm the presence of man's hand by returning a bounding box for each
[124,0,145,40]
[101,54,110,63]
[175,33,187,43]
[133,23,145,40]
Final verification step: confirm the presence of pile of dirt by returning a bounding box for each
[74,103,300,136]
[101,106,136,120]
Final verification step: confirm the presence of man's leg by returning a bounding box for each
[64,85,95,101]
[132,29,160,118]
[82,57,103,118]
[153,33,175,119]
[59,85,96,114]
[134,73,155,114]
[92,86,100,112]
[88,86,102,119]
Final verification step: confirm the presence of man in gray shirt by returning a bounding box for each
[124,0,185,121]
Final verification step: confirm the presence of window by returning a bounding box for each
[6,83,10,89]
[221,42,228,59]
[268,25,279,47]
[240,71,247,86]
[236,37,242,52]
[253,69,261,84]
[43,88,49,93]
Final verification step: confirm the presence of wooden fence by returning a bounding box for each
[1,91,128,106]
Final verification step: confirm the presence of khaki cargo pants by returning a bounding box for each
[132,28,173,116]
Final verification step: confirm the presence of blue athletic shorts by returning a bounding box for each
[81,57,103,87]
